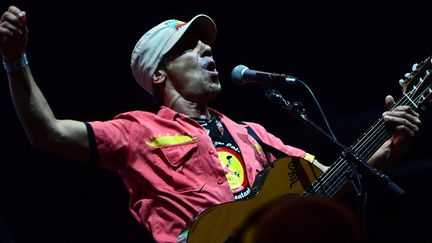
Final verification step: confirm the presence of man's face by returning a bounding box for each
[162,37,221,103]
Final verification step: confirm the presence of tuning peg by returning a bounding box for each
[412,63,418,71]
[404,72,411,78]
[399,79,406,87]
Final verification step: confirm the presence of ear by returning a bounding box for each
[152,69,166,84]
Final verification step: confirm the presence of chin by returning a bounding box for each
[209,86,222,97]
[198,89,220,103]
[211,82,222,92]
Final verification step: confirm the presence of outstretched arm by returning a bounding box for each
[1,6,92,163]
[368,95,421,170]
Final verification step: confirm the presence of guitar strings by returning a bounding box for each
[353,85,428,158]
[307,112,394,197]
[322,75,431,196]
[306,85,426,197]
[305,76,430,197]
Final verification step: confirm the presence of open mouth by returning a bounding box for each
[205,61,216,72]
[203,61,218,77]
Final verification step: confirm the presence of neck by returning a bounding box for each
[164,94,211,119]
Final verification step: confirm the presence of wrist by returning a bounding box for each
[3,53,29,72]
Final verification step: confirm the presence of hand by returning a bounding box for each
[382,95,421,155]
[0,6,28,61]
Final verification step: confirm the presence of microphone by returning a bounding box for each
[231,64,298,86]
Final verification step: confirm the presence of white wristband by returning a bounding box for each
[3,53,28,72]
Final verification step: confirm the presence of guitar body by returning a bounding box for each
[187,156,322,243]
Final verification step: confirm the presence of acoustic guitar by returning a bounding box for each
[186,55,432,243]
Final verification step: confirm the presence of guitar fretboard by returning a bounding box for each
[303,89,424,197]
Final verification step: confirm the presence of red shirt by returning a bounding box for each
[88,106,311,243]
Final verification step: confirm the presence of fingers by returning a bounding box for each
[383,107,421,136]
[0,22,14,37]
[394,125,416,137]
[0,6,27,34]
[392,105,420,118]
[385,95,395,109]
[0,15,23,35]
[383,93,421,136]
[7,6,23,17]
[9,6,26,29]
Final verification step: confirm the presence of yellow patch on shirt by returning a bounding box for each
[145,134,196,147]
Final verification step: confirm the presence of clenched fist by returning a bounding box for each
[0,6,27,61]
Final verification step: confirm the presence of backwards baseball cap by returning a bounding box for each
[131,14,217,95]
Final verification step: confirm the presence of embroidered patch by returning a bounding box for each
[145,134,196,147]
[165,19,186,30]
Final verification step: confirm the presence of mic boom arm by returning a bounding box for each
[264,87,405,197]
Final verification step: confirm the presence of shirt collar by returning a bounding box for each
[157,106,225,121]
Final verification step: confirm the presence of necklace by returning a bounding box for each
[195,115,225,139]
[213,115,225,136]
[212,115,224,136]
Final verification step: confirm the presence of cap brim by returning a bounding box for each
[162,14,217,56]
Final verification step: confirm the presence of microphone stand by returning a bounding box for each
[264,87,405,196]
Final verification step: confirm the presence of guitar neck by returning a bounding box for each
[304,93,419,198]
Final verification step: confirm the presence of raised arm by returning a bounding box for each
[1,6,92,163]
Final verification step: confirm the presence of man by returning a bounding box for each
[0,5,421,243]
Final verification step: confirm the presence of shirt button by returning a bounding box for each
[217,178,224,184]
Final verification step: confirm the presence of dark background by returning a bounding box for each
[1,1,431,242]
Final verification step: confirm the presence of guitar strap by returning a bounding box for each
[239,121,288,160]
[237,121,291,201]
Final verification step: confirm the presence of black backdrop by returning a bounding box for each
[1,1,431,242]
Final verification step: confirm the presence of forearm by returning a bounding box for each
[7,64,93,162]
[368,139,398,171]
[7,64,59,147]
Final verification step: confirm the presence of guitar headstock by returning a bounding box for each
[399,55,432,110]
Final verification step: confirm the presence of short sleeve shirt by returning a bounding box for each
[87,106,312,243]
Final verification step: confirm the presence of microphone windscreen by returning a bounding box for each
[231,64,249,85]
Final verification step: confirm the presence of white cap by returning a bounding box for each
[131,14,217,95]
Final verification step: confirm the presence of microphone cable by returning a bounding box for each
[294,78,338,141]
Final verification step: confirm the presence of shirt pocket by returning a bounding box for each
[154,141,206,193]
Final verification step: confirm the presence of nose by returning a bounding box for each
[198,40,212,57]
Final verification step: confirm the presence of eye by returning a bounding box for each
[167,38,198,58]
[164,48,194,62]
[183,39,198,52]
